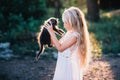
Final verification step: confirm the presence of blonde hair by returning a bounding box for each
[62,7,91,68]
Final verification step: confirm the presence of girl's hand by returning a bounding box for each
[45,22,54,33]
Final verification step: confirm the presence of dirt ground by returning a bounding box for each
[0,55,120,80]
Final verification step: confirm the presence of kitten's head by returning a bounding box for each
[46,17,58,27]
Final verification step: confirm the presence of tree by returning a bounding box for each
[86,0,100,22]
[46,0,62,18]
[54,0,62,18]
[0,0,47,42]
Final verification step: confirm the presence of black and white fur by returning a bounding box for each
[36,17,64,61]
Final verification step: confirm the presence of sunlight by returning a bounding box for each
[84,60,115,80]
[101,9,120,18]
[89,32,102,58]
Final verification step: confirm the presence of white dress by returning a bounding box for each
[53,31,83,80]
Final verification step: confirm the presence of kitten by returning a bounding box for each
[36,17,64,61]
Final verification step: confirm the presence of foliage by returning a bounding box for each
[0,0,47,42]
[0,0,120,58]
[62,0,86,8]
[10,40,38,56]
[89,15,120,57]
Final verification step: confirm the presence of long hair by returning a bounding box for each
[62,7,91,68]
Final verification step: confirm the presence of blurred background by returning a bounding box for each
[0,0,120,59]
[0,0,120,80]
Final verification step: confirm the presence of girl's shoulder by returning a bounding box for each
[61,31,79,42]
[67,31,79,38]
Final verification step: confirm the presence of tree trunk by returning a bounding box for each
[54,0,61,18]
[86,0,100,22]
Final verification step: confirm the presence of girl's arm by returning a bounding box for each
[50,31,77,52]
[45,23,77,52]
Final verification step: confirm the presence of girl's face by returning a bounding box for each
[63,21,73,31]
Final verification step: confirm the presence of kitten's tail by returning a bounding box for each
[35,44,44,61]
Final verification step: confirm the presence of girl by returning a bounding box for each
[45,6,91,80]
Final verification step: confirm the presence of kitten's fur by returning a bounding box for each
[36,17,64,61]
